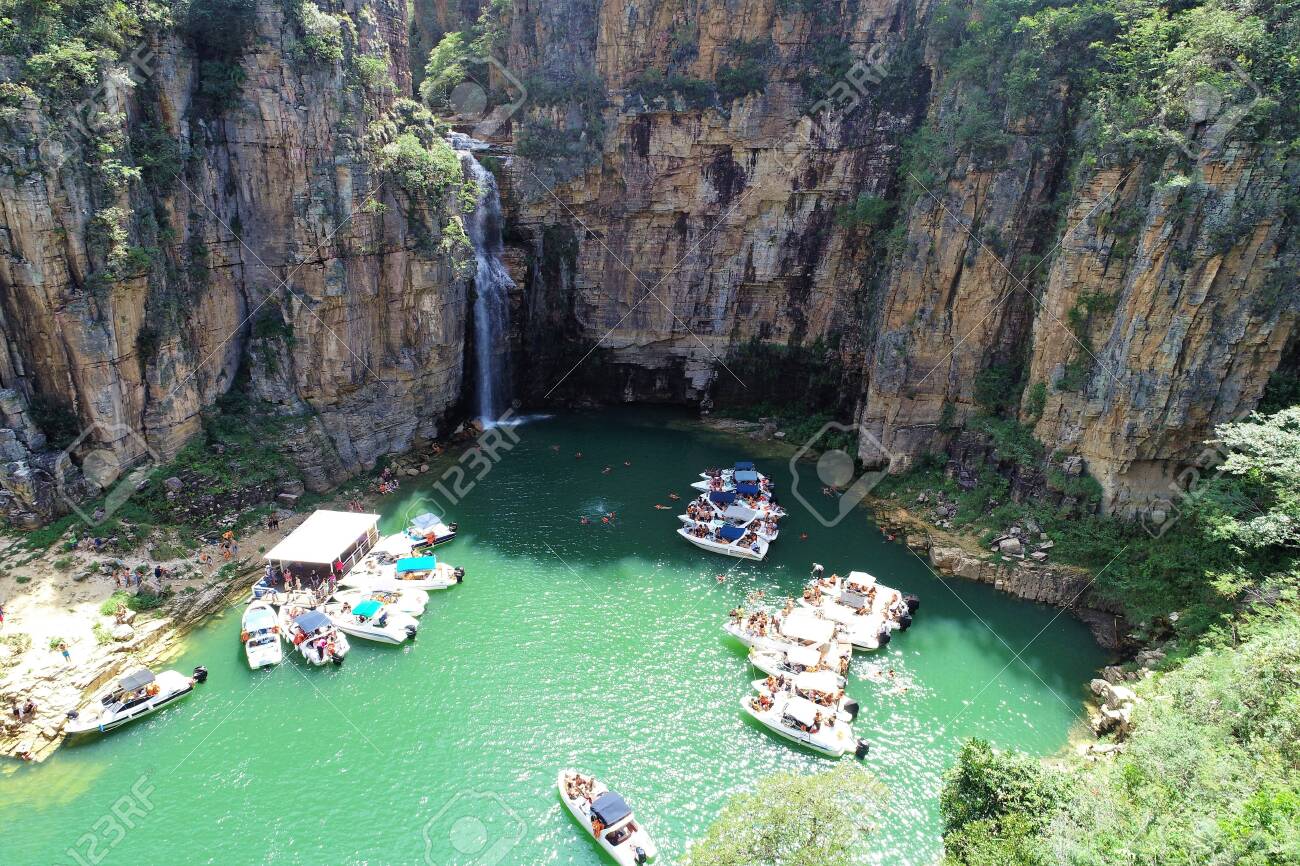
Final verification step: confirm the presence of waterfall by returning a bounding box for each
[458,146,515,425]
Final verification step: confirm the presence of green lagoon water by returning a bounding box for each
[1,409,1105,865]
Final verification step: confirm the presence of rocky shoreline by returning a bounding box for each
[0,562,255,764]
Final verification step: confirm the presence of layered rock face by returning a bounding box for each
[440,0,1298,512]
[0,0,471,522]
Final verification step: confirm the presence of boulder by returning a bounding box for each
[280,479,306,497]
[1062,455,1084,476]
[109,623,134,641]
[277,492,300,508]
[997,537,1023,556]
[163,477,184,494]
[1030,551,1048,562]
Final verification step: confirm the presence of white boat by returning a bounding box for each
[741,691,867,759]
[66,667,206,735]
[748,644,848,684]
[799,598,893,651]
[557,770,657,865]
[807,570,919,631]
[751,671,860,724]
[284,608,350,665]
[406,512,458,547]
[332,586,428,617]
[242,601,284,669]
[691,462,771,493]
[678,524,768,560]
[678,508,780,542]
[324,599,418,645]
[344,550,464,590]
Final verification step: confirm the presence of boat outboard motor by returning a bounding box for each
[634,847,648,865]
[454,567,465,583]
[405,624,418,640]
[877,628,892,647]
[905,594,920,614]
[448,522,459,533]
[899,612,914,631]
[855,739,871,760]
[192,666,209,684]
[331,651,345,666]
[843,698,860,721]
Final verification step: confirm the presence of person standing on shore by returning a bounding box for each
[57,641,70,664]
[0,603,5,624]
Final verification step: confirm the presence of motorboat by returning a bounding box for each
[345,552,464,590]
[324,599,418,645]
[748,644,849,684]
[741,691,867,759]
[690,461,771,493]
[800,596,893,651]
[242,601,284,669]
[557,770,657,865]
[679,496,781,542]
[751,671,860,724]
[405,512,458,547]
[284,608,350,665]
[66,667,207,735]
[807,570,919,630]
[332,586,428,617]
[678,523,768,560]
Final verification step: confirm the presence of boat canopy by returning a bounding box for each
[264,510,380,565]
[734,461,755,472]
[717,525,745,542]
[795,670,841,694]
[840,590,868,610]
[293,610,332,633]
[722,504,759,523]
[783,694,822,727]
[734,470,759,483]
[118,669,156,691]
[845,570,876,591]
[781,613,836,644]
[735,482,760,496]
[396,556,437,574]
[709,491,738,506]
[786,645,823,668]
[352,599,382,619]
[591,791,632,826]
[408,512,444,532]
[373,533,418,556]
[244,607,278,630]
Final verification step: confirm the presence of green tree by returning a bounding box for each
[683,763,884,866]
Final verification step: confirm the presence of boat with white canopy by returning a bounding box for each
[557,770,657,865]
[748,643,849,684]
[66,666,206,735]
[801,594,893,651]
[241,601,283,669]
[405,512,458,548]
[332,586,428,617]
[751,670,860,724]
[741,691,867,759]
[263,510,381,583]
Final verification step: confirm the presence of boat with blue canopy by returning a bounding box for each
[405,512,458,547]
[283,608,349,666]
[324,596,418,645]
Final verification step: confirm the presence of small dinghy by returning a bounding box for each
[242,601,283,669]
[324,599,418,645]
[66,666,207,735]
[406,512,458,548]
[332,586,428,617]
[751,671,860,724]
[558,770,657,865]
[741,691,867,759]
[284,609,350,666]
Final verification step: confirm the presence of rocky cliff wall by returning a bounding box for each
[439,0,1298,513]
[0,0,473,523]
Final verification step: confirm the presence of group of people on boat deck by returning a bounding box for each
[764,674,844,709]
[564,772,597,804]
[730,606,778,637]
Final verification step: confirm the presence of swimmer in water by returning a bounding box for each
[575,451,583,459]
[580,516,590,525]
[653,504,670,510]
[602,466,612,474]
[668,492,680,500]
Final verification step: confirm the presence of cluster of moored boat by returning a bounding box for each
[677,461,784,561]
[240,513,464,669]
[727,566,920,758]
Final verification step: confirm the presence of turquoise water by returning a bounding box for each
[1,410,1105,865]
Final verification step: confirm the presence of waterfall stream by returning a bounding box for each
[459,144,514,425]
